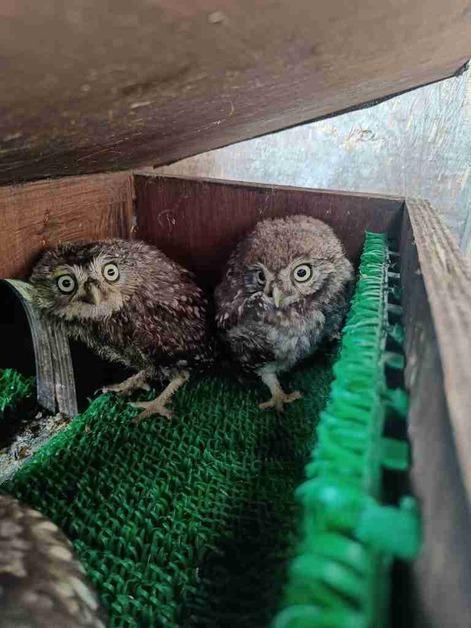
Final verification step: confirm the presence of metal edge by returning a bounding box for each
[1,279,79,417]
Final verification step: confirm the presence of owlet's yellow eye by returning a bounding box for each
[102,262,120,283]
[56,274,77,294]
[293,264,313,283]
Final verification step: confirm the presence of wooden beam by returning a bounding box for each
[133,174,403,287]
[0,173,134,279]
[406,198,471,501]
[0,0,469,184]
[400,201,471,627]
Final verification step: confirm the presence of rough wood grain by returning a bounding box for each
[400,206,471,628]
[406,198,471,499]
[1,279,79,417]
[156,71,471,253]
[47,322,78,418]
[0,0,469,184]
[134,174,403,286]
[0,172,134,279]
[2,279,56,413]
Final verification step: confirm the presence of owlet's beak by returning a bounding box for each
[272,285,283,308]
[82,281,102,305]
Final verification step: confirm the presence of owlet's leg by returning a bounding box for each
[258,371,302,413]
[102,369,151,396]
[132,370,190,423]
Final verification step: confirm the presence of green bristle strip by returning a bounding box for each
[273,232,421,628]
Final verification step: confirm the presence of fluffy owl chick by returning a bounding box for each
[215,215,353,412]
[30,239,214,421]
[0,494,105,627]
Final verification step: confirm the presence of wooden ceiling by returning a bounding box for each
[0,0,469,185]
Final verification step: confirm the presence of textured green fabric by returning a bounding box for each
[0,232,418,628]
[2,359,335,627]
[0,369,35,416]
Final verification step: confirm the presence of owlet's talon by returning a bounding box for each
[258,389,303,413]
[101,370,151,397]
[131,370,189,424]
[257,372,303,413]
[214,215,353,418]
[285,390,303,403]
[29,241,214,428]
[131,400,174,423]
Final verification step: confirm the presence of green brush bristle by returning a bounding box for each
[274,233,420,628]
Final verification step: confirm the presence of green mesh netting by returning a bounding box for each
[2,354,335,626]
[0,369,34,417]
[0,232,419,627]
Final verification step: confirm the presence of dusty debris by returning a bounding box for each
[0,411,71,483]
[208,11,227,24]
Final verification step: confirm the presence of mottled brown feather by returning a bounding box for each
[30,239,215,379]
[215,215,353,374]
[0,494,105,627]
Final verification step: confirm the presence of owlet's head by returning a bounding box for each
[238,215,353,309]
[30,239,142,321]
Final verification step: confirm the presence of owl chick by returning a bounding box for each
[215,215,353,412]
[30,239,214,422]
[0,494,105,627]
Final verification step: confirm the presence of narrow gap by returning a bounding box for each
[0,284,37,448]
[0,283,35,375]
[384,246,415,628]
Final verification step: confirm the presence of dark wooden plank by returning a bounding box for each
[134,174,403,286]
[154,71,471,252]
[0,173,134,279]
[405,198,471,498]
[400,203,471,628]
[0,0,469,184]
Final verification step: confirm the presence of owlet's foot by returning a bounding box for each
[102,370,150,396]
[131,370,190,424]
[132,399,173,421]
[258,371,303,413]
[258,390,303,413]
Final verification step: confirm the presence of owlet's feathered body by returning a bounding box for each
[215,215,354,411]
[30,239,214,421]
[0,494,105,627]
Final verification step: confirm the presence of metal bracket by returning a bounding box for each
[1,279,78,418]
